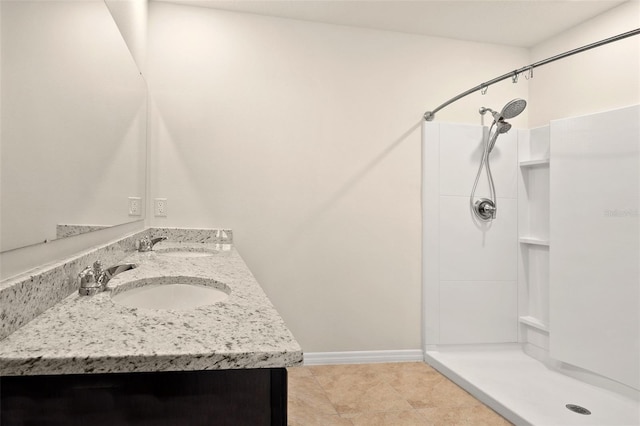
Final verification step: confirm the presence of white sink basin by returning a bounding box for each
[155,247,218,258]
[111,277,229,310]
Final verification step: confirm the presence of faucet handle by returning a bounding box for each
[92,260,103,277]
[137,236,152,252]
[79,264,101,296]
[78,265,96,285]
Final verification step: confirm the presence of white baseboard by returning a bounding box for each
[303,349,424,366]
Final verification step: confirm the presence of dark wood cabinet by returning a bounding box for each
[1,368,287,426]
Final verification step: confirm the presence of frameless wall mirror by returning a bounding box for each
[0,0,147,252]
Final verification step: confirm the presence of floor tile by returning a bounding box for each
[287,362,511,426]
[287,365,314,378]
[315,373,414,414]
[393,374,482,409]
[344,409,429,426]
[288,412,354,426]
[417,405,512,425]
[378,362,443,388]
[288,376,336,416]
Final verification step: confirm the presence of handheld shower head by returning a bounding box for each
[487,120,512,153]
[496,121,512,133]
[499,98,527,120]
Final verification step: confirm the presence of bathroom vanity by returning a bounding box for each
[0,232,303,425]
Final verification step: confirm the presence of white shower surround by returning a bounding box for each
[549,105,639,391]
[422,105,640,424]
[422,121,520,346]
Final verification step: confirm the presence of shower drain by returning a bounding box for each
[566,404,591,415]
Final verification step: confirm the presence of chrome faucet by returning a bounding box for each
[137,236,167,252]
[78,261,137,296]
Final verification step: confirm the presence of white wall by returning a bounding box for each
[147,2,528,352]
[104,0,148,75]
[528,1,640,127]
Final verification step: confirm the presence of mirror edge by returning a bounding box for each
[0,219,145,282]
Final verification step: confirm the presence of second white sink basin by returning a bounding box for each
[111,277,230,310]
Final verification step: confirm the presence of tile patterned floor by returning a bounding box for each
[287,362,512,426]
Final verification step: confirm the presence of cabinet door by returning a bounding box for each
[1,368,288,426]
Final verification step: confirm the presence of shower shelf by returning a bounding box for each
[518,316,549,332]
[519,158,550,167]
[519,237,550,246]
[518,129,551,352]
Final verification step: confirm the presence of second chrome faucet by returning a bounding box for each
[137,236,167,252]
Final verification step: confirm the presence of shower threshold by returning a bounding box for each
[424,344,639,425]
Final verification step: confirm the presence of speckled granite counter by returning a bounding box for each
[0,241,302,376]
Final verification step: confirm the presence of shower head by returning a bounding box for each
[498,98,527,120]
[496,121,512,133]
[480,98,527,123]
[487,120,512,153]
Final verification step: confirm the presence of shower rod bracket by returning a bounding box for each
[423,28,640,122]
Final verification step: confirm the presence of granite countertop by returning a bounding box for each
[0,242,303,376]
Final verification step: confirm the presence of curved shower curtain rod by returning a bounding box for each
[423,28,640,121]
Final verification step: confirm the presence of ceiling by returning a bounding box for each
[156,0,629,47]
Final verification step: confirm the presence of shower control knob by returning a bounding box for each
[474,198,496,221]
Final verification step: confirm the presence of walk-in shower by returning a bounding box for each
[470,98,526,221]
[422,27,640,425]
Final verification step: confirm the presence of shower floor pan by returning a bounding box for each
[425,345,639,425]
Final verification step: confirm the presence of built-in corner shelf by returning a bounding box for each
[519,158,550,168]
[519,237,550,246]
[519,316,549,333]
[518,138,551,350]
